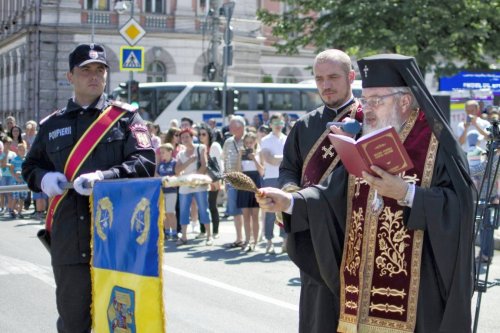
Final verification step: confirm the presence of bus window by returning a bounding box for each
[239,88,264,110]
[235,89,265,110]
[179,88,221,111]
[267,91,300,110]
[138,88,155,119]
[156,86,183,118]
[301,90,322,110]
[255,90,265,110]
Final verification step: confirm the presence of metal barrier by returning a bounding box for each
[0,183,73,194]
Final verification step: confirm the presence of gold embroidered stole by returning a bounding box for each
[301,101,362,187]
[338,111,439,333]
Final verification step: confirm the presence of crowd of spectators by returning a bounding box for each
[459,100,500,264]
[148,113,290,253]
[0,116,48,220]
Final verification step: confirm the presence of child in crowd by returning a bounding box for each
[32,191,48,223]
[0,140,3,212]
[237,132,264,251]
[1,137,17,218]
[156,143,178,240]
[10,143,28,218]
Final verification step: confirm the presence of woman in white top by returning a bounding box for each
[198,124,224,238]
[174,128,212,245]
[236,132,264,251]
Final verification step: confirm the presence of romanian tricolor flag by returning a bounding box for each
[91,178,166,333]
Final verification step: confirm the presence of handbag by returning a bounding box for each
[207,155,223,181]
[196,145,202,171]
[197,144,222,181]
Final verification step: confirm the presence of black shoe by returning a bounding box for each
[476,255,492,264]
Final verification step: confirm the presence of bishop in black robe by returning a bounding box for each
[270,54,475,333]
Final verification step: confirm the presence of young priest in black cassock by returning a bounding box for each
[278,50,362,333]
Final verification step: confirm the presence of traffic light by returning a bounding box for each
[118,80,140,104]
[226,89,239,115]
[130,80,139,93]
[206,62,217,81]
[213,87,222,108]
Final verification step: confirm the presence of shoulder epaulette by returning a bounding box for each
[39,108,65,125]
[109,99,138,112]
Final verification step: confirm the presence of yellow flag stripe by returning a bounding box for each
[92,267,165,332]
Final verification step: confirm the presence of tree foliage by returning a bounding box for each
[258,0,499,75]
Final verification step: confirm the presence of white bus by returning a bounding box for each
[111,81,362,129]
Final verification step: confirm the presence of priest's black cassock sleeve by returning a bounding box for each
[404,147,473,333]
[279,105,347,333]
[284,167,348,332]
[286,146,473,333]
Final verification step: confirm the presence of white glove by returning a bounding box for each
[41,172,68,197]
[73,171,104,196]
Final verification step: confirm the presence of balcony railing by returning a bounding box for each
[79,11,203,33]
[144,15,168,29]
[85,12,111,25]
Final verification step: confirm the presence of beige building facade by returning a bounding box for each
[0,0,315,123]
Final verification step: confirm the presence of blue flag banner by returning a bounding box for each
[91,178,166,332]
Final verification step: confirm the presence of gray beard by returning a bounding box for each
[362,105,405,136]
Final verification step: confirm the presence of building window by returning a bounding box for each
[147,61,166,82]
[145,0,164,14]
[86,0,109,10]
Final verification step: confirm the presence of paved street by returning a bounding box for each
[0,212,499,332]
[0,213,299,333]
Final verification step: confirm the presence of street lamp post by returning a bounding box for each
[128,2,135,104]
[114,1,135,104]
[91,0,95,43]
[220,1,235,124]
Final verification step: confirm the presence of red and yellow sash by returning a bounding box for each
[45,105,126,232]
[301,101,363,187]
[338,111,438,333]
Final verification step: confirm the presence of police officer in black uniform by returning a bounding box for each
[22,43,156,333]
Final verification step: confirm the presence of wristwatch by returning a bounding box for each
[397,183,415,207]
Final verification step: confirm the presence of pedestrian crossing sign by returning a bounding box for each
[120,46,144,72]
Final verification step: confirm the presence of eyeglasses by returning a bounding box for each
[271,121,284,126]
[358,92,405,108]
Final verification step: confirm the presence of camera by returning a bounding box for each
[241,148,253,160]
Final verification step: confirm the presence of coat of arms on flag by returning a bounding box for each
[91,178,166,332]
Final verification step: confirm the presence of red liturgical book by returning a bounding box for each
[328,126,413,178]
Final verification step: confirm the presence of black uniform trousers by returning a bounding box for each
[53,263,91,333]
